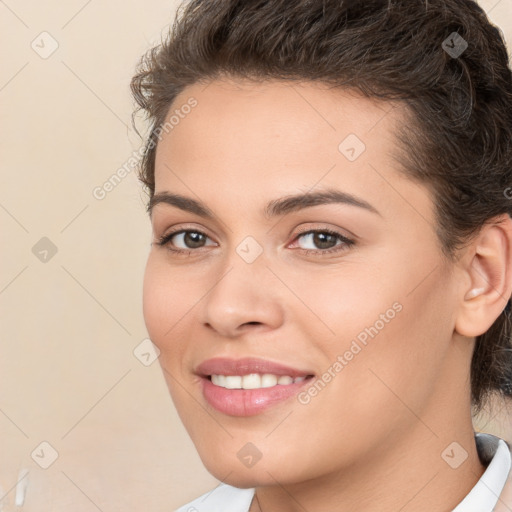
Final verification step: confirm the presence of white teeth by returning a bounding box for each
[210,373,307,389]
[261,374,277,388]
[242,373,261,389]
[224,376,242,389]
[211,374,226,387]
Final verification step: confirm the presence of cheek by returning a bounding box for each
[142,258,168,343]
[301,253,453,425]
[142,257,199,409]
[142,254,193,354]
[285,262,400,356]
[335,274,454,428]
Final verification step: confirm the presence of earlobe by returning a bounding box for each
[454,214,512,338]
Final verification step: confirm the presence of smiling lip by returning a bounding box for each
[195,357,315,417]
[195,357,313,378]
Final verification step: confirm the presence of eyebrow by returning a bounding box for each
[148,188,381,219]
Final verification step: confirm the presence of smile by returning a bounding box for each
[210,373,310,389]
[195,357,316,416]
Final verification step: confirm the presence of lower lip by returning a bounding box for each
[201,376,313,416]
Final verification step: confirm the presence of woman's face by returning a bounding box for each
[143,79,468,486]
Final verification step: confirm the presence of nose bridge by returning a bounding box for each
[214,228,272,289]
[200,237,284,335]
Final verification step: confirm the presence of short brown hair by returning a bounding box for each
[131,0,512,413]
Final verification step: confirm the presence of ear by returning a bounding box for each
[455,213,512,337]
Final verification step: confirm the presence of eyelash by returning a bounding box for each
[155,227,355,257]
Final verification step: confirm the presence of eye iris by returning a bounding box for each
[184,232,205,248]
[312,232,337,249]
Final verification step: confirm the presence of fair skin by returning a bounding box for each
[143,78,512,512]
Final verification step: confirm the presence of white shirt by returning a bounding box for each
[175,433,511,512]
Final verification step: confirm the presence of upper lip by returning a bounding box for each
[195,357,315,378]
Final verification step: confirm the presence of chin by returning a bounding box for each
[197,448,272,484]
[205,464,278,489]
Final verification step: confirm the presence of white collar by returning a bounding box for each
[175,433,511,512]
[452,433,511,512]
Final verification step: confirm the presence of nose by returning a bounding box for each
[200,253,286,339]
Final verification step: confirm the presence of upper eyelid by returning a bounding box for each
[156,219,356,237]
[159,224,349,237]
[159,224,217,241]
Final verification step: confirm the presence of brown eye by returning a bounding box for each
[174,231,207,249]
[297,231,339,250]
[292,229,355,255]
[156,229,216,252]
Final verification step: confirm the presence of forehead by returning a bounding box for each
[154,78,406,178]
[160,78,403,147]
[151,78,433,229]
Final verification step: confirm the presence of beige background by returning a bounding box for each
[1,1,511,510]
